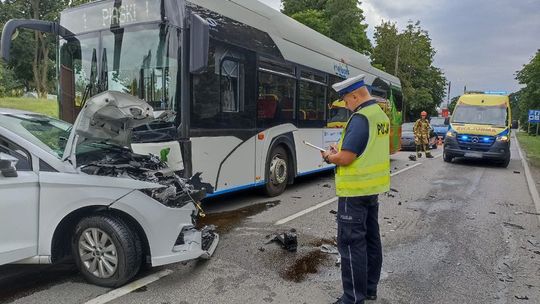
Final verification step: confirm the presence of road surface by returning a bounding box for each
[1,140,539,304]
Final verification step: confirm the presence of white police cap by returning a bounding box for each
[331,74,366,97]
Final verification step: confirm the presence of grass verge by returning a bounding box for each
[0,97,59,118]
[517,132,540,168]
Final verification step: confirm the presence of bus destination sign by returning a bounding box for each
[60,0,162,34]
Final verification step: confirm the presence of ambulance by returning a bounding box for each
[444,93,511,167]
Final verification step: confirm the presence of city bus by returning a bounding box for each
[1,0,403,197]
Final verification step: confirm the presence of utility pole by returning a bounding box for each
[447,81,451,107]
[464,85,467,94]
[394,43,400,76]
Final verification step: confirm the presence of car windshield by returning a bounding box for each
[0,113,72,158]
[430,117,445,126]
[452,105,507,126]
[402,123,414,131]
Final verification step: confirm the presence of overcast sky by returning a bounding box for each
[260,0,540,99]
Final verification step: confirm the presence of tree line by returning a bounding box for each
[282,0,447,119]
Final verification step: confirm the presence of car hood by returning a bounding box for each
[62,91,154,166]
[401,131,414,138]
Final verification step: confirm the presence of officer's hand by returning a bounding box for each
[330,144,338,154]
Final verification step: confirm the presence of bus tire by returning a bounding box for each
[265,146,289,197]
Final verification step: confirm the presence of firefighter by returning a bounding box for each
[414,111,433,158]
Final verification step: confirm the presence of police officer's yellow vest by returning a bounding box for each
[336,104,390,197]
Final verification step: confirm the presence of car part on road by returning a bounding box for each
[266,229,298,252]
[409,154,417,161]
[73,215,142,287]
[320,244,338,255]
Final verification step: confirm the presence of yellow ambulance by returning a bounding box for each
[444,93,511,167]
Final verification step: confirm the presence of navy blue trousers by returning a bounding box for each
[337,195,382,304]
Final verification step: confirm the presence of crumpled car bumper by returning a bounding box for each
[110,190,219,267]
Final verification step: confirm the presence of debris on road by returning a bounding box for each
[489,211,496,214]
[503,222,525,230]
[524,211,540,216]
[513,171,521,174]
[409,154,417,161]
[322,184,331,188]
[390,188,399,193]
[515,295,529,300]
[320,244,339,255]
[267,229,298,252]
[329,210,337,215]
[515,211,524,215]
[398,201,402,206]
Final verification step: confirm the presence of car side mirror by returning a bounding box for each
[511,120,519,129]
[444,117,450,126]
[0,152,18,177]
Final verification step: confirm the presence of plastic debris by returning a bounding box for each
[503,222,525,230]
[267,229,298,252]
[320,244,339,255]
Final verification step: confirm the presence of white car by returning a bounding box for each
[0,91,218,287]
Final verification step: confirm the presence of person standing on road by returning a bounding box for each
[321,75,390,304]
[413,111,433,158]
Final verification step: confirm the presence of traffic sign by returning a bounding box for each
[529,110,540,123]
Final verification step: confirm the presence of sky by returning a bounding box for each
[259,0,540,100]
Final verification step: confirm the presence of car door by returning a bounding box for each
[0,136,39,265]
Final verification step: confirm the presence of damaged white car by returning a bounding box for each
[0,91,218,287]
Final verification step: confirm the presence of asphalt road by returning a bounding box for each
[1,141,540,304]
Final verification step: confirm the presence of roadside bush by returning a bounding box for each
[0,62,21,97]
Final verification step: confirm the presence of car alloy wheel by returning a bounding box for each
[78,228,118,279]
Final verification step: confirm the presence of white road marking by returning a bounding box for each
[84,269,173,304]
[275,162,424,225]
[515,134,540,223]
[275,197,338,225]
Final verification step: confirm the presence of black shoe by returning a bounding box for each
[366,294,377,300]
[332,297,343,304]
[426,153,434,158]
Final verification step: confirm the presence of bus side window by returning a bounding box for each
[257,71,296,128]
[298,80,326,127]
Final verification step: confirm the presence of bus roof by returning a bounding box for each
[458,94,509,106]
[189,0,400,88]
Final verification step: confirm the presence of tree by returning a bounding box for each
[371,21,446,119]
[448,96,459,113]
[515,49,540,131]
[281,0,371,55]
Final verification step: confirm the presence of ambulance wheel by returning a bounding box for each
[443,150,453,163]
[265,146,289,197]
[499,153,511,168]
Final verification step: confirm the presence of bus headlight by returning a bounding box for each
[446,130,456,138]
[496,135,509,142]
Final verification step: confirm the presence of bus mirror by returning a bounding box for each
[1,19,58,61]
[189,14,209,74]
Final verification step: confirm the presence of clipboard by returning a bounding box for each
[303,140,326,152]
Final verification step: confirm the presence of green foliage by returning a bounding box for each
[448,96,459,113]
[282,0,371,55]
[371,21,446,120]
[0,97,58,117]
[515,50,540,131]
[290,9,329,36]
[0,62,21,97]
[517,132,540,168]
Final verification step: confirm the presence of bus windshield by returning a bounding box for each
[59,23,180,113]
[452,105,507,126]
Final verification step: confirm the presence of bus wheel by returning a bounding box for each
[265,146,289,197]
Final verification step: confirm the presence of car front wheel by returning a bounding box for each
[443,150,453,163]
[72,215,142,287]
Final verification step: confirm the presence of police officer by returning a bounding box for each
[413,111,433,158]
[321,75,390,304]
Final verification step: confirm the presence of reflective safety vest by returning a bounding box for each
[336,104,390,197]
